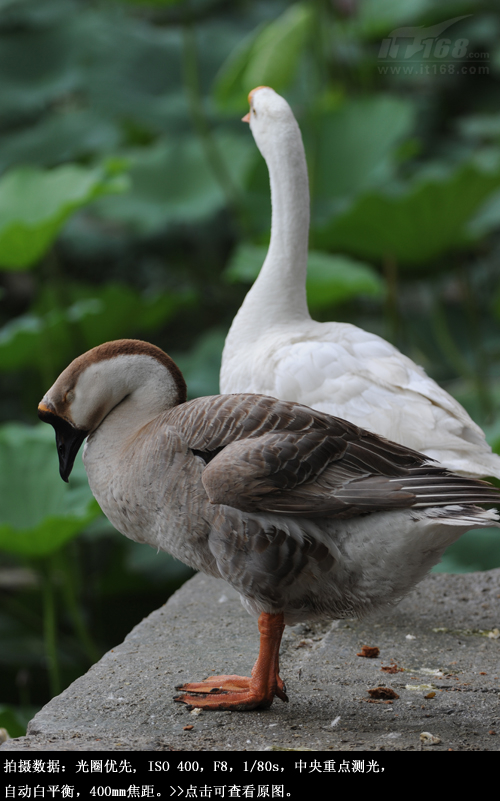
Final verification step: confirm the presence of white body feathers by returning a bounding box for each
[221,87,500,479]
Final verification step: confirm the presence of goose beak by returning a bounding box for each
[243,86,272,123]
[37,403,88,482]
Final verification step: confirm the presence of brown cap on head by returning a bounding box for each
[49,339,187,409]
[37,339,187,481]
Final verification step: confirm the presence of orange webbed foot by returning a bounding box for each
[174,612,287,711]
[174,673,287,711]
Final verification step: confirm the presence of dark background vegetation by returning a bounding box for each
[2,0,500,736]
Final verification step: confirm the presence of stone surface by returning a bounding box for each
[1,569,500,752]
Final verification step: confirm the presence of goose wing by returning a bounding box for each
[168,394,499,519]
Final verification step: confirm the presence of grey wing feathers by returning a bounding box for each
[167,394,500,519]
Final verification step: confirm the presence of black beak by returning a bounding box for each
[38,404,88,482]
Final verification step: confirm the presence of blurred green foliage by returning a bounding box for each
[0,162,128,269]
[1,0,500,736]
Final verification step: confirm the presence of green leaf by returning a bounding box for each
[0,163,129,270]
[0,110,121,172]
[306,251,385,308]
[244,4,313,94]
[67,283,195,349]
[352,0,436,37]
[0,2,80,120]
[108,0,184,6]
[311,96,415,222]
[0,314,55,372]
[0,283,192,373]
[94,133,254,232]
[212,24,267,115]
[213,3,313,113]
[0,424,100,557]
[314,155,500,265]
[224,244,269,284]
[225,244,385,310]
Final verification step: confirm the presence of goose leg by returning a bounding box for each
[174,612,288,710]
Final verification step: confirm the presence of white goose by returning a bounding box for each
[39,339,499,711]
[221,86,500,479]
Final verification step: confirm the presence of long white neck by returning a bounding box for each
[231,114,311,333]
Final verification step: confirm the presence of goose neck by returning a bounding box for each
[244,125,311,324]
[76,355,180,438]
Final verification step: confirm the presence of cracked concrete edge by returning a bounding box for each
[1,569,500,752]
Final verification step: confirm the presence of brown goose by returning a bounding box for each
[38,339,499,711]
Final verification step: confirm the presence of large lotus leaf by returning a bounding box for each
[311,96,415,222]
[213,3,313,113]
[80,9,185,129]
[0,309,75,373]
[66,283,195,348]
[0,163,128,270]
[314,156,500,265]
[225,244,384,310]
[0,1,80,119]
[0,1,188,135]
[306,251,385,307]
[0,283,191,373]
[93,133,255,232]
[0,424,100,558]
[350,0,435,37]
[0,110,120,172]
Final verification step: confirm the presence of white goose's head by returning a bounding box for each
[38,339,186,482]
[243,86,302,165]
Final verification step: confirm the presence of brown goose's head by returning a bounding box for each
[38,339,186,481]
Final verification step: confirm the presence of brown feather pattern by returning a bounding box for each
[39,341,500,630]
[165,394,499,519]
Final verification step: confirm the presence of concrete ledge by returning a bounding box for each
[2,569,500,752]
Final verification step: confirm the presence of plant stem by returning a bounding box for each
[55,547,100,665]
[40,558,61,698]
[460,265,494,421]
[431,297,473,381]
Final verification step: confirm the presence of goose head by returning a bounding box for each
[38,339,186,482]
[243,86,303,167]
